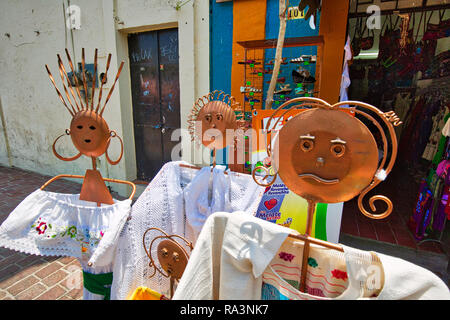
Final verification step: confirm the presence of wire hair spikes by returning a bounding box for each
[45,48,125,117]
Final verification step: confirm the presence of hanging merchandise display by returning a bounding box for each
[237,36,323,111]
[347,4,450,252]
[0,48,136,300]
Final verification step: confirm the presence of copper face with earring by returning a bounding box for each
[273,107,379,204]
[47,48,124,165]
[45,48,128,205]
[69,110,110,157]
[254,97,402,220]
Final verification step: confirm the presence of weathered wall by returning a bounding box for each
[0,0,106,178]
[0,0,210,196]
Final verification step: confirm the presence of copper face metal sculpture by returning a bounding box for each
[187,90,244,166]
[253,97,402,220]
[253,97,401,293]
[275,107,379,204]
[42,48,135,205]
[143,227,193,298]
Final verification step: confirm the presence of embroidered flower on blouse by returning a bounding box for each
[36,222,48,235]
[67,226,77,238]
[30,218,106,251]
[307,257,318,268]
[331,269,348,281]
[31,218,49,235]
[278,251,295,262]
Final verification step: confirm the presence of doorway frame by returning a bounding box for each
[99,0,210,196]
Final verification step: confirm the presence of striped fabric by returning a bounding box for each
[261,237,381,300]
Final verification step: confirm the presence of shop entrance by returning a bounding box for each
[342,2,450,255]
[128,28,180,181]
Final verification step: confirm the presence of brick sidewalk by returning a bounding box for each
[0,165,97,300]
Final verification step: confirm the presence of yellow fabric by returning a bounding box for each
[127,286,166,300]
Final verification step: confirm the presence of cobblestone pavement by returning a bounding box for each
[0,165,89,300]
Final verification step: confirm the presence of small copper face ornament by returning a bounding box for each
[143,227,193,298]
[188,91,244,151]
[157,239,190,280]
[253,97,402,219]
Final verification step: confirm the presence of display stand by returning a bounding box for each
[237,36,324,111]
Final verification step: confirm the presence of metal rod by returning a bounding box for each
[57,54,81,112]
[90,48,98,110]
[91,156,97,170]
[56,55,77,115]
[99,61,124,116]
[65,48,85,110]
[96,53,111,114]
[40,173,136,200]
[45,65,75,116]
[0,96,13,166]
[81,48,89,108]
[299,199,316,293]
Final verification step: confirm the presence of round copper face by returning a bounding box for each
[273,108,378,203]
[69,110,110,157]
[196,100,237,149]
[157,239,189,280]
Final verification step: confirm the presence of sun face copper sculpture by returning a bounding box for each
[187,90,244,165]
[42,48,135,205]
[253,97,402,220]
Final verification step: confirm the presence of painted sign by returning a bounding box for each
[287,7,305,20]
[255,177,344,243]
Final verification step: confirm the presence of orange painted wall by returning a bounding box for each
[318,0,350,103]
[231,0,267,108]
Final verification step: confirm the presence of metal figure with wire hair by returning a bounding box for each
[41,48,135,206]
[187,90,245,167]
[143,227,193,299]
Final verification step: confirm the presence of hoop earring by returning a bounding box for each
[52,129,82,162]
[105,130,124,165]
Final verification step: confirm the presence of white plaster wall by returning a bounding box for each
[0,0,210,197]
[0,0,106,178]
